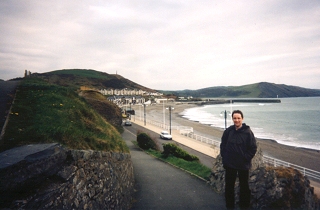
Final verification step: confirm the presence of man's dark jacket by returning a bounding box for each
[220,123,257,170]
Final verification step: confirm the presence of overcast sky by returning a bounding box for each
[0,1,319,90]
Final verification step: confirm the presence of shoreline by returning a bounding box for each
[141,103,320,172]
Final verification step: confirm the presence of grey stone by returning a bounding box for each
[0,144,134,209]
[209,142,320,209]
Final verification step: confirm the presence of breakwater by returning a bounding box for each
[196,98,281,105]
[231,99,281,103]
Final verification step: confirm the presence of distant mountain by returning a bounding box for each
[32,69,154,92]
[162,82,320,98]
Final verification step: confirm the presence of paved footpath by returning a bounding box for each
[122,126,226,210]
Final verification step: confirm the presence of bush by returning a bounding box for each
[162,143,199,161]
[137,133,158,150]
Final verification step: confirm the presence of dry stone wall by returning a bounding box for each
[0,144,134,209]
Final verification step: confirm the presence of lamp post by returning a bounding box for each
[163,100,166,128]
[166,106,174,134]
[143,103,146,126]
[220,110,231,130]
[139,104,141,121]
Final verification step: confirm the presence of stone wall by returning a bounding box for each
[209,143,320,209]
[0,144,134,209]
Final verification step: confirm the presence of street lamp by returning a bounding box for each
[143,103,147,126]
[163,100,165,128]
[166,106,174,134]
[139,104,142,121]
[220,110,231,130]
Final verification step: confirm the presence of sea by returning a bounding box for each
[181,97,320,151]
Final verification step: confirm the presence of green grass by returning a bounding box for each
[0,77,129,153]
[47,69,110,79]
[145,148,212,180]
[231,83,262,98]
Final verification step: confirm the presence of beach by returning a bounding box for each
[141,102,320,172]
[131,101,320,196]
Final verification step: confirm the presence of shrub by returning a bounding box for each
[137,133,157,150]
[162,143,199,161]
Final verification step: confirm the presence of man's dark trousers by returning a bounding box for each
[225,167,251,209]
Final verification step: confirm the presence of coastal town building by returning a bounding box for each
[107,96,146,107]
[154,98,175,104]
[100,88,162,97]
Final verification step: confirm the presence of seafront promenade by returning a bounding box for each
[131,117,220,158]
[130,115,320,196]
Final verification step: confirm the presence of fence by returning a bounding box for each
[262,156,320,181]
[183,132,221,147]
[141,118,320,182]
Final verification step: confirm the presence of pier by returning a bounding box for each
[231,99,281,103]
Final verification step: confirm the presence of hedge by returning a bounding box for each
[137,132,157,150]
[162,143,199,161]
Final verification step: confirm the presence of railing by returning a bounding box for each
[183,132,220,147]
[262,156,320,181]
[140,117,320,182]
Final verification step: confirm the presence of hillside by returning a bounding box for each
[257,82,320,98]
[32,69,154,92]
[0,77,128,153]
[163,82,320,98]
[79,90,123,132]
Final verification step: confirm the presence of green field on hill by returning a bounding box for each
[47,69,110,79]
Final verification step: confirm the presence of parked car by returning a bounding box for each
[124,120,132,126]
[160,131,172,140]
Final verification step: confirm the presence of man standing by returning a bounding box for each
[220,110,257,209]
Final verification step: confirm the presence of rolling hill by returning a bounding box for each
[25,69,320,98]
[162,82,320,98]
[32,69,155,92]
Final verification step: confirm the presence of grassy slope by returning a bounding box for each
[0,77,128,153]
[170,83,263,98]
[38,69,154,92]
[146,149,211,180]
[167,82,320,98]
[230,83,262,97]
[48,69,109,79]
[80,90,124,133]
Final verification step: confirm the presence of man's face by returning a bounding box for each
[232,113,243,129]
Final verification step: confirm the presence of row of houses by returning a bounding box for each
[100,88,163,96]
[107,96,146,107]
[107,96,176,108]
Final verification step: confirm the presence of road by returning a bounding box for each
[122,123,226,210]
[124,122,216,169]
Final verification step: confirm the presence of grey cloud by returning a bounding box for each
[0,0,319,90]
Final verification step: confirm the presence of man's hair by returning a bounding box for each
[232,110,243,118]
